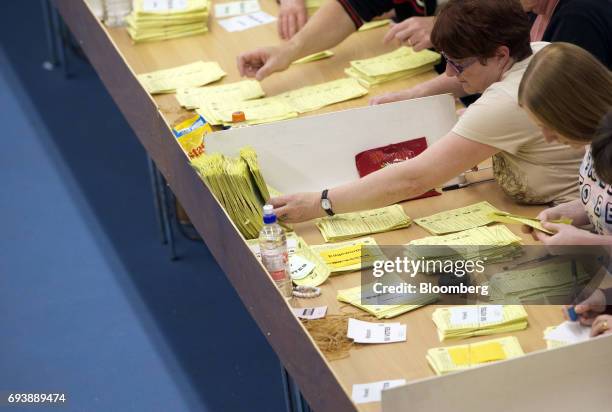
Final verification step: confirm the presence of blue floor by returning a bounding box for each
[0,2,284,411]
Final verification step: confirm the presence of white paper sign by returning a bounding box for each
[347,318,406,344]
[289,255,315,280]
[218,11,276,32]
[545,321,591,344]
[449,305,504,326]
[352,379,406,404]
[292,306,327,320]
[215,0,260,18]
[142,0,188,12]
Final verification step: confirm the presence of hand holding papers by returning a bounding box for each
[316,205,411,242]
[347,318,406,343]
[432,305,529,341]
[490,211,573,234]
[138,61,225,94]
[426,336,524,375]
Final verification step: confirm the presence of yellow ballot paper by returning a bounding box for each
[337,281,437,319]
[292,50,334,65]
[415,201,500,235]
[310,237,384,273]
[137,61,225,94]
[278,78,368,113]
[432,305,529,341]
[358,19,391,31]
[346,47,440,87]
[199,96,297,125]
[176,80,265,109]
[409,225,521,247]
[426,336,524,375]
[316,205,412,242]
[489,211,573,235]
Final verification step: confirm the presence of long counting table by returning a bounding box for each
[54,2,571,411]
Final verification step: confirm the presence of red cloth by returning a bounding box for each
[355,137,440,200]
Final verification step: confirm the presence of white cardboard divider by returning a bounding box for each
[206,94,457,193]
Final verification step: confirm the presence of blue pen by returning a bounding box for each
[567,306,578,322]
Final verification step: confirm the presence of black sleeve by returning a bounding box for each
[545,9,611,69]
[336,0,395,28]
[603,288,612,315]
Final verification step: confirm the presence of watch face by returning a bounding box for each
[321,198,332,210]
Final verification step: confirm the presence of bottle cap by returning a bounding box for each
[263,204,276,224]
[567,306,578,322]
[232,111,246,123]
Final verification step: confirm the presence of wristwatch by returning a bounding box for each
[321,189,334,216]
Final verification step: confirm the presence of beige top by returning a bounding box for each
[453,42,584,205]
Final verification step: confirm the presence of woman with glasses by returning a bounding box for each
[269,0,584,223]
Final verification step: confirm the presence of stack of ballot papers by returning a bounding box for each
[432,305,529,341]
[489,211,573,235]
[345,47,441,87]
[486,261,589,303]
[197,78,367,125]
[127,0,211,43]
[176,79,264,109]
[426,336,524,375]
[338,283,437,319]
[315,205,411,242]
[310,237,384,273]
[347,318,406,343]
[247,233,331,287]
[137,61,225,94]
[415,201,499,235]
[543,321,591,349]
[407,225,523,265]
[191,147,270,239]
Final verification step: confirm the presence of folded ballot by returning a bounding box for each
[137,61,225,94]
[127,0,211,43]
[337,276,437,319]
[426,336,524,375]
[315,205,411,242]
[489,211,573,235]
[432,305,528,341]
[486,261,589,304]
[345,47,441,87]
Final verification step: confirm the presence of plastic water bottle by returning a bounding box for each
[259,205,293,299]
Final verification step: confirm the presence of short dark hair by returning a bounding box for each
[431,0,532,62]
[592,111,612,185]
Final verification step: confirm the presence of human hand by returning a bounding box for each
[533,222,595,246]
[278,0,308,40]
[563,288,607,326]
[590,314,612,337]
[268,192,322,223]
[237,46,293,80]
[369,89,414,105]
[382,17,435,51]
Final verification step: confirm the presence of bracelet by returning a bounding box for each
[293,285,322,298]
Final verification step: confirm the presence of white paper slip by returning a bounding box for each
[142,0,188,12]
[351,379,406,404]
[215,0,260,18]
[289,255,316,280]
[218,11,276,32]
[292,306,327,320]
[449,305,504,326]
[347,318,406,344]
[545,321,591,344]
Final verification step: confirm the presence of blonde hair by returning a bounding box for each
[518,42,612,142]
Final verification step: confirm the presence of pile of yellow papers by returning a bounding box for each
[190,147,269,239]
[407,225,523,265]
[489,211,573,235]
[292,50,334,65]
[432,305,529,341]
[486,261,589,303]
[345,47,441,87]
[426,336,524,375]
[127,0,211,43]
[176,80,265,109]
[315,205,411,242]
[137,61,225,94]
[197,78,367,125]
[310,237,385,273]
[415,201,499,235]
[337,282,437,319]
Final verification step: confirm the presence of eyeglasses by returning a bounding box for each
[440,51,478,75]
